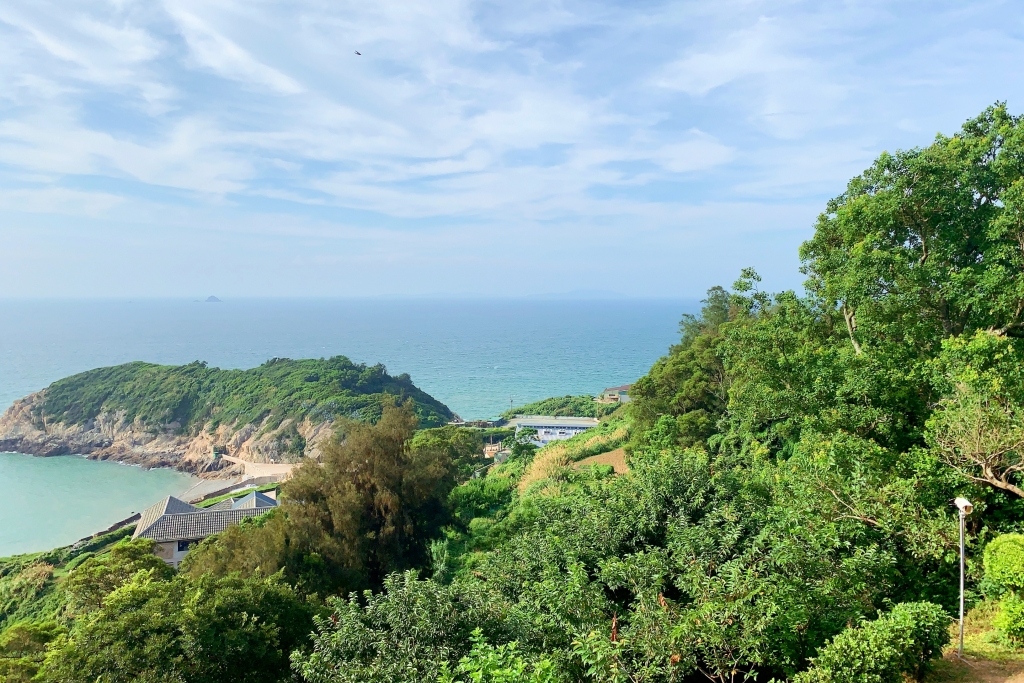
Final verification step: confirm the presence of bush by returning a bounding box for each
[438,629,556,683]
[984,533,1024,596]
[794,602,950,683]
[994,593,1024,643]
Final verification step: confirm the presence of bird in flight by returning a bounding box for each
[354,51,361,56]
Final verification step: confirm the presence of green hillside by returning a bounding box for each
[501,394,618,420]
[33,356,453,432]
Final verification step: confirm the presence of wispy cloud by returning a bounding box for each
[0,0,1022,297]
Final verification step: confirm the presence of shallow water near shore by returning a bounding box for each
[0,452,197,556]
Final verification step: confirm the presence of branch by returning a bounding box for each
[821,482,880,527]
[842,304,863,355]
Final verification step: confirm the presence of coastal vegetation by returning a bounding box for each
[502,395,618,420]
[34,356,453,434]
[5,103,1024,680]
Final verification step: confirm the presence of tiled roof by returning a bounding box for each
[232,491,277,510]
[135,496,200,539]
[603,384,632,392]
[133,494,277,543]
[204,490,278,511]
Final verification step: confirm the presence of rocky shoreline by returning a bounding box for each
[0,391,335,476]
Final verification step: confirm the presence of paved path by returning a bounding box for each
[220,455,298,479]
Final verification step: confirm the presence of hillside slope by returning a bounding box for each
[0,357,453,472]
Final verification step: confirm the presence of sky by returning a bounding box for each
[1,1,1022,299]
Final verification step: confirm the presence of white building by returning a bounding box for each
[505,415,600,446]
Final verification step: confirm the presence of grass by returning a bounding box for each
[517,415,629,494]
[927,601,1024,683]
[0,527,133,631]
[194,483,281,509]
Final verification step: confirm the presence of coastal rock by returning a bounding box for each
[0,391,333,476]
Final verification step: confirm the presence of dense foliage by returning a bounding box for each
[794,602,950,683]
[181,403,482,595]
[35,356,453,434]
[502,395,619,420]
[11,104,1024,680]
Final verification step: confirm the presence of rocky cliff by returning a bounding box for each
[0,390,336,475]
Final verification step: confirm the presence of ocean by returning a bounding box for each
[0,298,693,555]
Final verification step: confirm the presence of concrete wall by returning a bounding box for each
[153,540,193,568]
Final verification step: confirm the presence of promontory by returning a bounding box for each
[0,357,453,473]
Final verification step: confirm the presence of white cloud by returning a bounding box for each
[162,4,304,94]
[0,0,1023,296]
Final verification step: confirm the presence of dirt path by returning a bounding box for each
[930,654,1024,682]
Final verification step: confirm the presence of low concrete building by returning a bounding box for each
[505,415,600,446]
[133,491,278,567]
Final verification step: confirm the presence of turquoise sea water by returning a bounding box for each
[0,452,196,556]
[0,298,694,555]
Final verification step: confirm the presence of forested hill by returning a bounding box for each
[0,357,453,468]
[34,357,453,431]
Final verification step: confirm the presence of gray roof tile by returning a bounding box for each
[133,494,277,543]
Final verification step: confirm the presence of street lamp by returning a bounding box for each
[954,497,973,658]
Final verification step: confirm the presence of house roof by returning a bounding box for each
[135,496,200,538]
[603,384,632,393]
[205,490,277,511]
[231,491,278,510]
[133,493,277,543]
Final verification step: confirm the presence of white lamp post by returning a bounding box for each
[954,497,973,658]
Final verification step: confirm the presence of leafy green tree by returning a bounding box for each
[294,571,521,683]
[0,620,62,682]
[63,538,173,614]
[409,425,486,481]
[630,285,732,447]
[183,401,464,594]
[802,104,1024,351]
[928,331,1024,497]
[39,571,313,683]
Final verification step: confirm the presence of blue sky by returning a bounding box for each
[1,0,1022,298]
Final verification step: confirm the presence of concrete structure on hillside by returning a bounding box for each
[505,415,600,446]
[598,384,632,404]
[133,491,278,567]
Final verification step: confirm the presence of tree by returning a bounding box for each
[183,400,464,594]
[63,538,174,614]
[802,104,1024,352]
[928,331,1024,497]
[39,571,312,683]
[294,572,519,683]
[630,286,732,448]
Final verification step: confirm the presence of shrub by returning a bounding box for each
[984,533,1024,596]
[994,593,1024,643]
[794,602,950,683]
[438,629,556,683]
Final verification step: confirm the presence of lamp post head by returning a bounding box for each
[954,497,974,515]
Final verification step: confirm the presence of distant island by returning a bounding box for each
[205,296,222,302]
[0,357,453,472]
